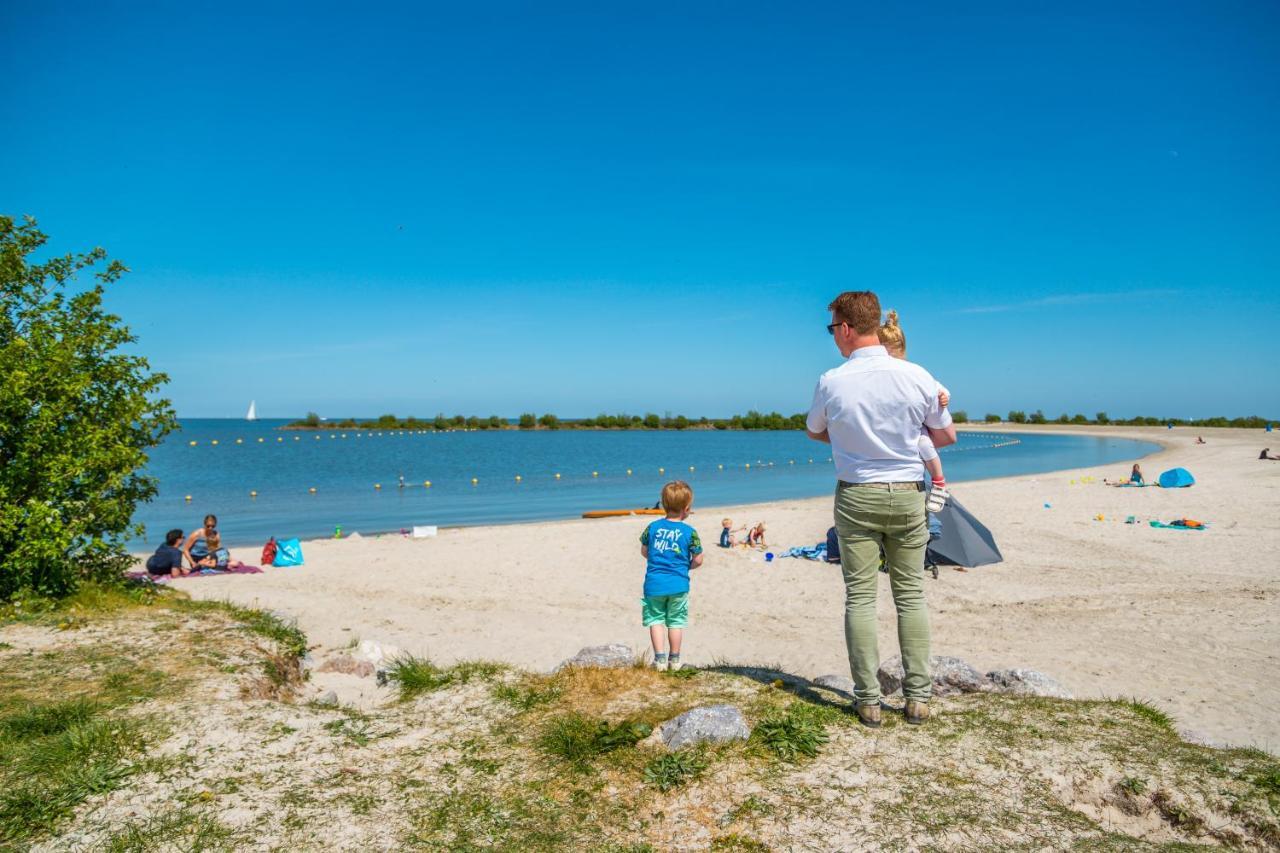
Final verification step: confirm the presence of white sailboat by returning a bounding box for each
[246,400,257,421]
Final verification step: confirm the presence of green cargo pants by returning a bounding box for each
[834,481,932,706]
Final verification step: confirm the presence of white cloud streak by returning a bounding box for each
[957,289,1181,314]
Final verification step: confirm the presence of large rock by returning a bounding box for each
[986,668,1073,699]
[812,674,857,697]
[646,704,751,750]
[554,643,635,672]
[877,655,991,697]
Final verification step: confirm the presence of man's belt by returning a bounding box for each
[838,480,923,492]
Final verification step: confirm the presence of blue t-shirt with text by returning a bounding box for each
[640,519,702,597]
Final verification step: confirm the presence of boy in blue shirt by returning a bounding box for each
[639,481,703,671]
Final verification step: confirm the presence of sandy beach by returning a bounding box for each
[166,426,1280,750]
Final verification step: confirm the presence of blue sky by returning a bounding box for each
[3,2,1277,419]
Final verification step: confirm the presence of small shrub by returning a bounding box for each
[1117,776,1147,796]
[491,680,562,711]
[386,655,505,699]
[752,704,830,762]
[644,748,707,790]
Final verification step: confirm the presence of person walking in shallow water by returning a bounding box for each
[806,291,956,727]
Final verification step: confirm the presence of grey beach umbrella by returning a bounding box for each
[925,495,1003,568]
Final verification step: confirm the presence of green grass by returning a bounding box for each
[1118,698,1175,730]
[0,698,155,844]
[386,654,506,699]
[491,679,563,711]
[536,713,652,769]
[103,807,242,852]
[643,748,708,790]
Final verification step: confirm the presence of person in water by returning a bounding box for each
[146,529,190,577]
[183,514,220,570]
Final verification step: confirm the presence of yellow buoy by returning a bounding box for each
[515,475,522,482]
[257,437,264,443]
[718,464,723,470]
[789,459,794,464]
[592,471,599,478]
[309,487,316,494]
[555,473,561,479]
[189,440,197,446]
[294,436,300,441]
[689,466,695,472]
[424,480,431,488]
[658,467,665,474]
[329,434,335,439]
[184,494,192,501]
[236,438,243,444]
[374,483,381,490]
[314,435,320,440]
[341,434,347,438]
[471,477,478,485]
[277,437,283,442]
[250,490,258,498]
[626,469,632,476]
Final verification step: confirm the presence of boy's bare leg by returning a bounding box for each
[667,628,682,656]
[649,625,667,655]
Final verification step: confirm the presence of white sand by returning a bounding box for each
[169,426,1280,749]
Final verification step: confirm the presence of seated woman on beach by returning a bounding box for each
[183,513,220,570]
[1262,448,1280,461]
[1107,464,1144,486]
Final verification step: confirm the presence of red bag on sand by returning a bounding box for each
[261,537,277,567]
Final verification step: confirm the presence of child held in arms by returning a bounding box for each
[639,481,703,671]
[878,310,951,513]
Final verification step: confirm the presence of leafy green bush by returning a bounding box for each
[643,748,707,790]
[0,215,177,598]
[752,704,830,761]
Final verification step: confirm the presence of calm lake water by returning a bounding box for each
[129,420,1159,548]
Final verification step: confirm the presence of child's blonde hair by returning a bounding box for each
[661,481,694,515]
[878,309,906,357]
[721,518,732,527]
[205,531,221,549]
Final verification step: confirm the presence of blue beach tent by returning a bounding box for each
[1158,468,1195,488]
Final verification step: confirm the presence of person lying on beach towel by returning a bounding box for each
[128,563,264,583]
[1261,448,1280,461]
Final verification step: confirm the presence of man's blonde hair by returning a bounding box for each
[828,291,882,335]
[661,480,693,515]
[878,309,906,357]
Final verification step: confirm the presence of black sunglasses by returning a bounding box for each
[826,321,845,335]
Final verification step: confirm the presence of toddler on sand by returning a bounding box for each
[639,481,703,671]
[879,310,951,513]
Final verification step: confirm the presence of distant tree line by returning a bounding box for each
[289,410,1274,432]
[957,411,1272,429]
[287,410,810,431]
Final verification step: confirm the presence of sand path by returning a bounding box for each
[177,426,1280,749]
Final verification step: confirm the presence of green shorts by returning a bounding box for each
[641,593,689,628]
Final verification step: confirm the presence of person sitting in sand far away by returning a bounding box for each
[744,521,767,548]
[1261,448,1280,461]
[1107,464,1144,486]
[183,514,220,570]
[146,529,190,577]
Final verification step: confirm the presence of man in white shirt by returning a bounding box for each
[806,290,956,728]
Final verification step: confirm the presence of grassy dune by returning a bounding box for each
[1,588,1277,851]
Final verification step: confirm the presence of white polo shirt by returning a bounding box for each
[807,345,952,484]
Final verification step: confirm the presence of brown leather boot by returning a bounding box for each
[855,703,882,728]
[904,700,930,726]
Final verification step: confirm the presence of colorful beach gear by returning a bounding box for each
[1158,467,1195,488]
[1149,519,1207,530]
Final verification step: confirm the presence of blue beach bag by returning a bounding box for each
[273,538,305,567]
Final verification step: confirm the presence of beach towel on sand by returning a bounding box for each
[126,564,264,583]
[780,543,829,561]
[1149,519,1207,530]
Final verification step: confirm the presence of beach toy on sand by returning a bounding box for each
[765,552,774,562]
[1043,503,1051,508]
[334,526,341,538]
